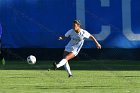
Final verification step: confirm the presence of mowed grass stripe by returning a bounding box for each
[0,60,140,93]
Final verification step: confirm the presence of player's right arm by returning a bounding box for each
[58,29,72,40]
[58,36,66,40]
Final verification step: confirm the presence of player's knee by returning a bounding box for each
[64,56,69,61]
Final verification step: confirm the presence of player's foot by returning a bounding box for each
[68,75,73,78]
[53,62,57,70]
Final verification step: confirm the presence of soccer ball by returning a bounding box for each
[27,55,36,64]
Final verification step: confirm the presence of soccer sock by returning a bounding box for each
[64,62,72,75]
[56,59,67,68]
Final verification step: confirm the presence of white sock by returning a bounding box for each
[64,62,72,75]
[56,59,67,68]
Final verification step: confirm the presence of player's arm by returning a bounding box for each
[89,35,101,49]
[59,29,72,40]
[58,36,67,40]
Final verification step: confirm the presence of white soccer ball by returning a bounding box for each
[27,55,36,64]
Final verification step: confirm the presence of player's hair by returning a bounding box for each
[73,20,81,26]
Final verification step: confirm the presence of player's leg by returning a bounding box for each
[63,51,69,57]
[62,46,81,77]
[54,51,74,77]
[63,51,73,77]
[56,51,75,68]
[64,62,72,77]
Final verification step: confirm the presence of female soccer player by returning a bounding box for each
[53,20,101,77]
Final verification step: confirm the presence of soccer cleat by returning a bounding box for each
[53,62,57,70]
[68,75,73,78]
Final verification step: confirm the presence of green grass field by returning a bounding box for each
[0,60,140,93]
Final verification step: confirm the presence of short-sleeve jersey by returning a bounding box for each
[64,29,91,55]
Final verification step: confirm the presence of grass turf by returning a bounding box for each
[0,60,140,93]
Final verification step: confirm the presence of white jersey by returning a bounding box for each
[64,29,91,56]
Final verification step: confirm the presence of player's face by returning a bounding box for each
[73,23,80,32]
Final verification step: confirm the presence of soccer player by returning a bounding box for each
[53,20,101,77]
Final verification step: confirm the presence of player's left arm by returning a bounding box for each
[89,35,101,49]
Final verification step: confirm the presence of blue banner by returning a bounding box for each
[0,0,140,48]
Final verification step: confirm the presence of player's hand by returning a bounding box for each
[58,36,63,40]
[96,43,101,49]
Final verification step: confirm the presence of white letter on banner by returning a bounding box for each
[94,0,111,41]
[76,0,111,41]
[122,0,140,40]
